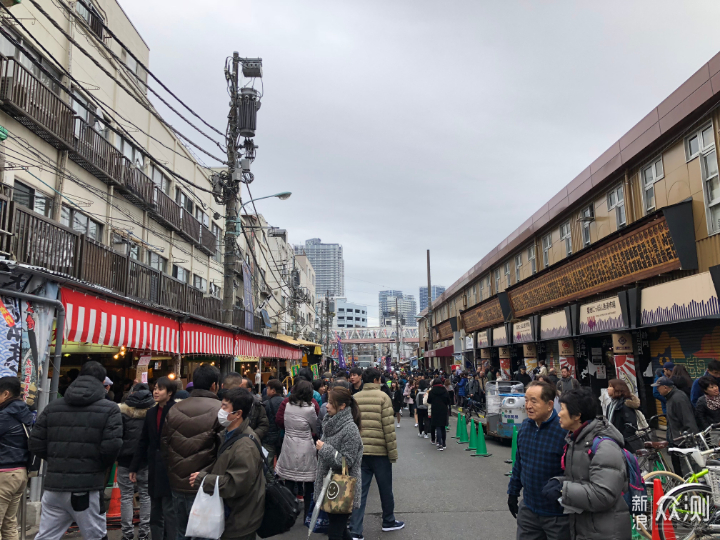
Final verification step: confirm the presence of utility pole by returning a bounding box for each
[395,296,400,369]
[325,292,330,357]
[426,249,433,372]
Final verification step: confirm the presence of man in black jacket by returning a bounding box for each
[262,379,284,478]
[0,376,32,540]
[30,361,123,540]
[654,376,699,475]
[117,383,155,540]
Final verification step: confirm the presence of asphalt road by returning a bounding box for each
[278,410,518,540]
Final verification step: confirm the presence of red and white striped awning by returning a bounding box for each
[181,322,235,356]
[236,334,302,360]
[61,289,180,354]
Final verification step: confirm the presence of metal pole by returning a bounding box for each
[395,297,399,369]
[426,250,433,372]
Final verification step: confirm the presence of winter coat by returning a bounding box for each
[275,396,320,430]
[557,376,580,395]
[0,398,32,469]
[161,389,223,494]
[517,373,532,387]
[559,418,631,540]
[262,394,284,446]
[29,375,123,492]
[606,398,640,453]
[248,394,269,443]
[117,388,155,468]
[195,418,265,538]
[665,387,698,444]
[416,389,428,410]
[456,378,468,397]
[467,378,480,396]
[275,401,317,482]
[695,395,720,430]
[391,389,404,413]
[354,383,398,462]
[426,385,450,428]
[672,376,692,399]
[130,401,175,498]
[314,407,364,510]
[403,383,413,405]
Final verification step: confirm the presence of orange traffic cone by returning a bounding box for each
[651,478,676,540]
[107,467,122,519]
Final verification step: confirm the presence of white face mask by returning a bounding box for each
[217,408,232,427]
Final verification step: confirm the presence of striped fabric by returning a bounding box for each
[181,322,235,356]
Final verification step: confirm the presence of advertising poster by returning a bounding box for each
[560,356,577,378]
[0,296,21,378]
[499,347,511,380]
[614,354,638,396]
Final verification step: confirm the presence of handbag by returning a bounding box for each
[320,455,356,515]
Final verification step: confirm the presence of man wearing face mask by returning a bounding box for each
[161,364,222,540]
[189,388,265,540]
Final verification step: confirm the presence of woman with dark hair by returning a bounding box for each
[548,388,631,540]
[416,379,430,438]
[275,380,318,517]
[390,381,403,428]
[426,378,451,450]
[695,375,720,429]
[671,364,693,398]
[605,378,640,452]
[314,387,363,540]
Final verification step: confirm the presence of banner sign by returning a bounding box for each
[513,319,533,344]
[580,296,624,334]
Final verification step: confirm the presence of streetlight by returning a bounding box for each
[214,192,291,221]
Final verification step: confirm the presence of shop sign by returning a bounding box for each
[580,296,624,334]
[464,335,474,351]
[640,271,720,326]
[541,310,570,340]
[480,348,491,359]
[612,332,633,355]
[509,219,680,318]
[523,344,537,358]
[434,320,454,341]
[498,346,511,359]
[477,330,489,348]
[461,297,504,333]
[513,320,533,343]
[493,325,507,346]
[559,339,574,356]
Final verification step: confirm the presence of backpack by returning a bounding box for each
[237,434,301,538]
[589,436,647,515]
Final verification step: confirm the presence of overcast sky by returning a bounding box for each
[122,0,720,324]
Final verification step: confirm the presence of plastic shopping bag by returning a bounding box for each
[186,477,225,539]
[303,494,330,534]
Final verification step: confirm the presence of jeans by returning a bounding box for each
[516,501,570,540]
[348,456,396,537]
[0,469,27,540]
[150,495,176,540]
[328,513,352,540]
[118,466,150,538]
[417,409,428,435]
[36,490,105,540]
[171,491,197,540]
[435,426,446,447]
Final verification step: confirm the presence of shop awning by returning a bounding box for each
[426,345,455,358]
[61,288,180,354]
[275,334,322,355]
[181,322,235,356]
[275,334,301,346]
[236,334,302,360]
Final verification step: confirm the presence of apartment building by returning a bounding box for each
[420,51,720,404]
[299,238,344,297]
[334,298,367,328]
[419,285,445,312]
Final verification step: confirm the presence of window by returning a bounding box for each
[117,136,144,168]
[175,189,194,214]
[494,269,501,293]
[560,221,572,256]
[212,223,222,263]
[172,265,190,283]
[542,234,552,269]
[580,206,593,247]
[642,157,664,212]
[75,0,104,38]
[607,184,626,228]
[151,164,171,195]
[60,205,102,241]
[686,124,715,161]
[148,252,167,273]
[362,310,366,314]
[195,208,209,228]
[355,317,360,321]
[527,246,536,274]
[504,262,511,288]
[129,242,140,260]
[0,28,61,95]
[13,181,53,217]
[479,279,484,300]
[338,316,344,320]
[209,282,220,298]
[703,146,720,233]
[193,274,207,292]
[515,254,522,283]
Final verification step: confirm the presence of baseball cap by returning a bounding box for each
[651,376,675,387]
[663,361,675,371]
[103,376,113,386]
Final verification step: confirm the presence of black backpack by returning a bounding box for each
[239,434,301,538]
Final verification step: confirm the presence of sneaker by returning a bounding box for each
[352,537,364,540]
[414,423,418,427]
[443,445,447,450]
[423,433,428,439]
[396,423,400,428]
[382,521,405,532]
[437,446,444,451]
[418,432,423,437]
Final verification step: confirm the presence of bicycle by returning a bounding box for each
[462,398,486,425]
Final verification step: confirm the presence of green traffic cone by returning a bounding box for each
[466,419,478,451]
[472,421,492,457]
[452,413,463,439]
[505,424,518,464]
[458,417,469,444]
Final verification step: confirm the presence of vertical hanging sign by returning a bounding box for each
[0,296,21,378]
[612,332,638,396]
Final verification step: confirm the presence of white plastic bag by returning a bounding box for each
[186,477,225,539]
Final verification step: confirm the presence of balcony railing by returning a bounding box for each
[120,158,155,210]
[150,187,181,232]
[70,116,124,187]
[12,206,80,276]
[0,55,74,149]
[127,258,161,304]
[0,193,14,256]
[179,210,201,244]
[80,237,128,295]
[198,224,216,256]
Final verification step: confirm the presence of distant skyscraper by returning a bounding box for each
[419,285,446,312]
[379,290,403,319]
[379,291,417,327]
[296,239,344,297]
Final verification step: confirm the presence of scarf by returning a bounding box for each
[321,406,354,438]
[706,394,720,411]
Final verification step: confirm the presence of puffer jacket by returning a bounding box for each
[29,375,123,491]
[0,398,33,468]
[275,402,317,482]
[354,383,397,462]
[262,394,284,446]
[117,388,155,468]
[161,389,222,493]
[248,394,269,443]
[559,418,631,540]
[195,418,265,538]
[315,407,364,509]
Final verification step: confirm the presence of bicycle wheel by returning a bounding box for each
[638,471,685,539]
[657,483,720,540]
